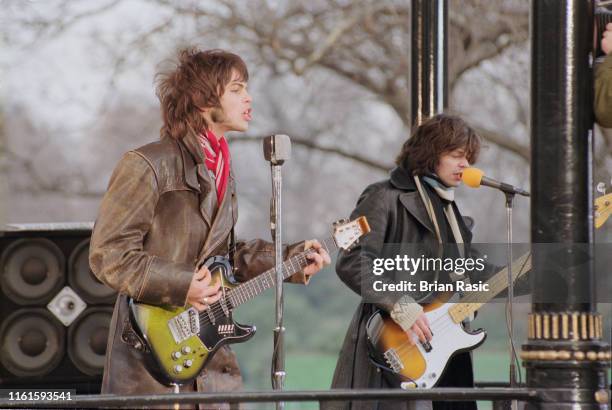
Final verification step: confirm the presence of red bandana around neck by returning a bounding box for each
[198,129,231,205]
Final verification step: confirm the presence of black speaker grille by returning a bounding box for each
[0,309,65,377]
[1,238,65,305]
[67,307,112,376]
[68,239,116,304]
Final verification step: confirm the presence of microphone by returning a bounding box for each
[462,167,530,197]
[263,134,291,165]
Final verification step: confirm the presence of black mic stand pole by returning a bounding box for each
[504,191,518,410]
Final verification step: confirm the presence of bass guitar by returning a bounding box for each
[129,217,370,386]
[366,252,531,389]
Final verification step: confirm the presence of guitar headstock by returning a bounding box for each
[332,216,370,250]
[595,193,611,229]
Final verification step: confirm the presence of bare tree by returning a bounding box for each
[158,0,532,160]
[3,0,609,238]
[4,0,533,162]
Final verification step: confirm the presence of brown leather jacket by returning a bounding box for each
[89,129,306,406]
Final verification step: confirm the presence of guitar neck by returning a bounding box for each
[227,237,336,308]
[448,252,532,324]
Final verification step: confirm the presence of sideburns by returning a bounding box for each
[210,107,227,123]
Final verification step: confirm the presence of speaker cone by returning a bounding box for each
[1,238,65,305]
[0,309,65,377]
[68,239,116,304]
[68,307,111,376]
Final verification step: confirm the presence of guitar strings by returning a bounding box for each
[402,253,531,334]
[390,254,531,356]
[226,237,334,308]
[196,251,314,326]
[391,257,531,356]
[197,239,333,325]
[196,238,335,326]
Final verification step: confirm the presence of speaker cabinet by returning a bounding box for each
[0,223,116,393]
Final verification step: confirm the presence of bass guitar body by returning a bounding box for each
[366,293,486,389]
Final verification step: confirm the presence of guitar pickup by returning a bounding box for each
[206,308,216,325]
[421,340,432,352]
[220,296,230,317]
[188,308,201,335]
[168,308,201,343]
[383,348,404,373]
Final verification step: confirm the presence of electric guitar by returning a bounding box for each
[366,252,532,389]
[128,217,370,386]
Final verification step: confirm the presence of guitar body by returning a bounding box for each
[367,293,486,389]
[129,256,256,386]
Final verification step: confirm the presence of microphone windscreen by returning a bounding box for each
[272,134,291,161]
[462,167,484,188]
[263,134,291,162]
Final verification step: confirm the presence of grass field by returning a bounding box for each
[237,350,524,410]
[230,270,611,409]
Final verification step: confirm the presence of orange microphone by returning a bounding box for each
[462,167,530,197]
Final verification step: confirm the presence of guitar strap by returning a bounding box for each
[229,226,236,271]
[414,175,474,322]
[414,175,443,245]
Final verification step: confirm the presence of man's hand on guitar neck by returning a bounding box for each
[186,265,222,311]
[303,239,332,279]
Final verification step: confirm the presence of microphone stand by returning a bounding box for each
[504,191,518,410]
[271,163,286,406]
[264,135,290,410]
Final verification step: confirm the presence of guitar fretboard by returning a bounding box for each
[448,252,532,324]
[227,238,336,308]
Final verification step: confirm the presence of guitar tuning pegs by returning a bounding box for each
[332,218,348,227]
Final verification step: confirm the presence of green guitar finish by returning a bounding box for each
[130,303,210,384]
[129,256,254,385]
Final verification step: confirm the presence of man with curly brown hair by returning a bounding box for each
[89,48,330,408]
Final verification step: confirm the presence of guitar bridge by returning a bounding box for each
[168,308,201,344]
[383,348,404,373]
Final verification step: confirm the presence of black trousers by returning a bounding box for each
[432,351,477,410]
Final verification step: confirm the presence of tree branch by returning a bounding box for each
[227,134,391,171]
[472,125,530,161]
[4,145,103,198]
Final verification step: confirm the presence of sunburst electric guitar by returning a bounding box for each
[366,252,532,389]
[128,217,370,386]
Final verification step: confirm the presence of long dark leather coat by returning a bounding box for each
[323,166,475,410]
[89,129,306,407]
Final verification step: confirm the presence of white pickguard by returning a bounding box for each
[402,299,486,389]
